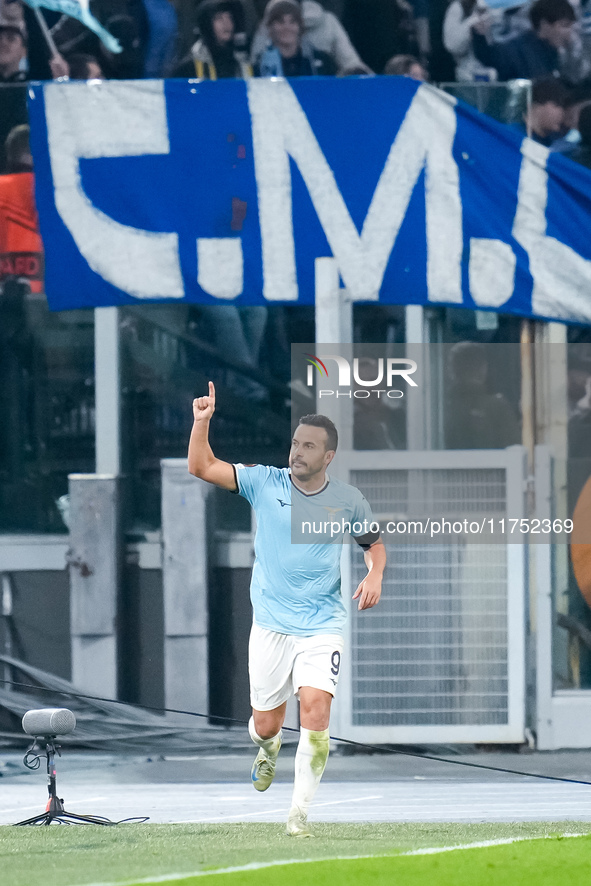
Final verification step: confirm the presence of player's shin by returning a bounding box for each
[288,727,330,834]
[249,716,282,792]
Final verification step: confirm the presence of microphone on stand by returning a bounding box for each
[15,707,148,826]
[22,708,76,737]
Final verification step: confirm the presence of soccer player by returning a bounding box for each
[188,381,386,836]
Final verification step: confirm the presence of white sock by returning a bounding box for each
[248,716,282,755]
[290,727,330,815]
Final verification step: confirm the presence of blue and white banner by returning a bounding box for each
[23,0,122,52]
[28,77,591,323]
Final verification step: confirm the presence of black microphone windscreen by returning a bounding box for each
[22,708,76,736]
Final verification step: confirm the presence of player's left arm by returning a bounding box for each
[352,539,386,611]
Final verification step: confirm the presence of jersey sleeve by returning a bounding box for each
[233,464,271,508]
[352,492,380,547]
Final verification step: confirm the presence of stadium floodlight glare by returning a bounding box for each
[15,707,145,826]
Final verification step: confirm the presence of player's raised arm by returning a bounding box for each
[188,381,237,491]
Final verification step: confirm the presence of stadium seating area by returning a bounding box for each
[0,0,590,87]
[2,0,591,156]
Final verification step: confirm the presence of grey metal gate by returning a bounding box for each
[333,448,527,744]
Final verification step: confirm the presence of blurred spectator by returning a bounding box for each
[549,0,590,84]
[4,120,30,168]
[178,0,258,61]
[582,0,591,59]
[521,76,569,146]
[339,63,374,74]
[384,52,428,78]
[0,14,26,82]
[569,373,591,456]
[95,9,147,78]
[567,347,591,512]
[256,0,336,75]
[473,0,576,80]
[0,4,27,172]
[143,0,178,77]
[17,1,62,79]
[409,0,431,58]
[65,52,104,79]
[0,125,44,295]
[50,1,148,79]
[444,342,520,449]
[342,0,418,75]
[174,0,252,78]
[443,0,497,81]
[0,0,24,29]
[567,349,591,415]
[551,80,591,151]
[0,2,87,82]
[353,359,405,449]
[251,0,367,74]
[571,101,591,166]
[428,0,458,82]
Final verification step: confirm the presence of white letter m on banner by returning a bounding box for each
[247,80,463,303]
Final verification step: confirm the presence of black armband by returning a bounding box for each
[355,531,381,549]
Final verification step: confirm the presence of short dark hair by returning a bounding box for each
[530,0,575,30]
[5,124,31,172]
[384,54,422,76]
[0,24,27,45]
[531,77,569,107]
[297,414,338,451]
[266,0,303,27]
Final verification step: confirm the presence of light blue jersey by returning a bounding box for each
[234,464,377,636]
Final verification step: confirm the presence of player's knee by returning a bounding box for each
[300,713,330,731]
[299,697,331,731]
[299,686,332,732]
[257,725,279,740]
[253,711,283,739]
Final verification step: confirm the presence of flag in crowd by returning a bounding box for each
[21,0,121,53]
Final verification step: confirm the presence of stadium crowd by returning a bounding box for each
[0,0,589,85]
[1,0,591,155]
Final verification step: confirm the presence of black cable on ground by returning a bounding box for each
[1,677,591,788]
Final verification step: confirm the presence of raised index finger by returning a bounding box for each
[208,381,215,402]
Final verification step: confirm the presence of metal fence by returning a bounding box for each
[333,448,527,744]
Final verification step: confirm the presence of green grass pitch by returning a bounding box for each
[1,823,590,886]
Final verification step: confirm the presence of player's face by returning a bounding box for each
[289,425,334,480]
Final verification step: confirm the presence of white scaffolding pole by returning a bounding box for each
[314,258,353,454]
[94,307,121,476]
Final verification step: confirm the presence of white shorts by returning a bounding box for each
[248,624,344,712]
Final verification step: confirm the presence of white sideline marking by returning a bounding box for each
[162,757,246,762]
[0,797,108,816]
[75,831,589,886]
[175,795,383,824]
[309,795,383,809]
